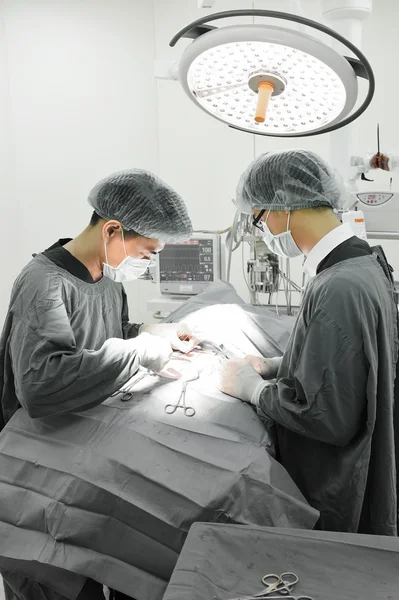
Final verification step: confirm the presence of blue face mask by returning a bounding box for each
[259,211,303,259]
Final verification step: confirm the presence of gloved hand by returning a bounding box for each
[139,323,199,353]
[244,355,282,379]
[130,332,173,372]
[220,359,269,405]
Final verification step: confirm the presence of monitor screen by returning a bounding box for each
[159,239,214,284]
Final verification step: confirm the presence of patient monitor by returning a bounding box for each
[156,233,223,297]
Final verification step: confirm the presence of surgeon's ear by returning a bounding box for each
[102,220,122,241]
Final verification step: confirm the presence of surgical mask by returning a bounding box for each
[259,211,303,259]
[103,230,151,283]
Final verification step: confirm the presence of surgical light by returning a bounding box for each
[170,10,375,138]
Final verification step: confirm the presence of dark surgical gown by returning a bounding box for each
[0,239,142,428]
[0,239,141,599]
[256,236,399,535]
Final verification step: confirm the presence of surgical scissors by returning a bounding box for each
[217,596,313,600]
[261,573,299,595]
[110,389,134,402]
[215,572,308,600]
[165,369,199,417]
[110,370,156,402]
[260,597,313,600]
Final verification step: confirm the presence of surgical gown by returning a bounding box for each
[0,244,143,599]
[0,251,142,429]
[256,240,398,534]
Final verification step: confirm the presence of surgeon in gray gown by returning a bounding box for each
[221,150,398,536]
[0,169,197,599]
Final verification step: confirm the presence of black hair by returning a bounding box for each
[89,211,140,239]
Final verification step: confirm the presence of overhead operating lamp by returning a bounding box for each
[169,10,375,137]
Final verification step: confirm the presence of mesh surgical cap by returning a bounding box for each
[236,150,345,214]
[88,169,193,242]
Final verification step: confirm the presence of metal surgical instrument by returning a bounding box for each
[165,369,199,417]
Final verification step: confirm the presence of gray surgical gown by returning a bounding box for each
[256,254,398,534]
[0,253,141,428]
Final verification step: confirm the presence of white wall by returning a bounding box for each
[0,0,398,325]
[0,0,19,322]
[0,0,158,323]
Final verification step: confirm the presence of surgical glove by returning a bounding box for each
[244,355,282,379]
[220,359,268,405]
[139,323,199,353]
[131,332,173,372]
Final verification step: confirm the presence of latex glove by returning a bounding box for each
[140,323,199,353]
[132,332,173,372]
[244,355,282,379]
[220,359,268,405]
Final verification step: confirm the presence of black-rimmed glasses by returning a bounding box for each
[252,209,267,232]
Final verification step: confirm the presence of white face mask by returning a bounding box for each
[103,230,151,283]
[259,211,303,259]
